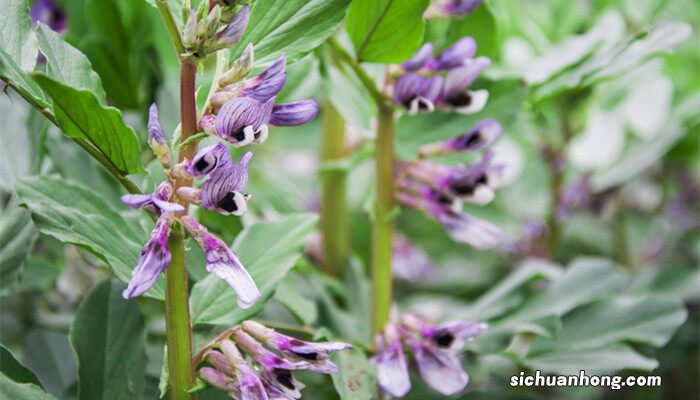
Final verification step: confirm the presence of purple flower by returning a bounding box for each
[181,216,260,308]
[371,323,411,397]
[441,0,484,16]
[242,321,352,374]
[185,142,232,178]
[199,366,233,392]
[407,336,469,395]
[410,153,504,205]
[215,96,275,146]
[232,329,307,399]
[433,37,477,70]
[393,234,437,282]
[419,119,502,157]
[121,181,184,216]
[438,57,491,113]
[148,103,171,168]
[397,188,504,249]
[201,151,252,215]
[30,0,66,32]
[269,100,318,126]
[557,176,593,221]
[401,42,434,71]
[393,73,444,115]
[214,5,250,49]
[218,340,269,400]
[122,212,174,299]
[402,314,487,353]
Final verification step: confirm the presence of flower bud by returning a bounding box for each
[218,43,254,86]
[206,5,222,34]
[182,9,198,49]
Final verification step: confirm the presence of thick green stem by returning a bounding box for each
[319,99,348,276]
[165,228,195,400]
[163,59,199,400]
[155,0,185,55]
[372,105,395,336]
[327,37,386,106]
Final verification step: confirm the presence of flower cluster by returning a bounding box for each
[119,4,317,306]
[372,314,487,398]
[182,3,250,56]
[199,49,318,148]
[390,36,491,115]
[196,321,352,399]
[397,120,506,249]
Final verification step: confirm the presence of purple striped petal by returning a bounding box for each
[371,324,411,397]
[247,73,287,102]
[121,194,155,209]
[201,151,252,215]
[185,142,232,178]
[181,216,260,308]
[419,118,501,156]
[215,5,249,48]
[269,100,318,126]
[435,210,504,249]
[442,56,491,99]
[215,97,274,146]
[434,36,477,70]
[122,213,173,298]
[402,42,434,71]
[410,338,469,395]
[393,74,444,114]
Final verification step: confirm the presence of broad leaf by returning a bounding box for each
[70,279,147,400]
[0,0,47,106]
[231,0,351,64]
[33,74,145,175]
[346,0,429,63]
[522,345,658,374]
[529,294,687,353]
[0,205,38,292]
[190,214,318,325]
[0,374,56,400]
[0,0,37,71]
[0,346,43,388]
[533,21,691,100]
[15,176,165,299]
[22,330,77,397]
[331,347,376,400]
[274,274,318,326]
[35,24,107,104]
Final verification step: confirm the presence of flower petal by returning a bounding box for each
[122,213,173,298]
[442,56,491,99]
[434,36,476,70]
[412,340,469,395]
[269,100,318,126]
[215,97,274,145]
[436,210,504,249]
[186,142,231,178]
[402,42,434,71]
[215,5,249,48]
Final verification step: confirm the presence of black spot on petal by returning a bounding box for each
[218,192,239,213]
[274,369,295,390]
[447,92,472,107]
[296,352,318,361]
[232,128,246,142]
[434,332,455,348]
[194,158,209,172]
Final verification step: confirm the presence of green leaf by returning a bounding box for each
[0,346,43,388]
[190,213,318,325]
[32,74,146,175]
[331,347,376,400]
[70,279,147,400]
[0,0,37,71]
[231,0,351,64]
[441,3,498,59]
[35,24,107,104]
[15,176,165,299]
[529,294,687,353]
[274,273,318,326]
[522,345,658,374]
[0,0,48,106]
[22,330,77,396]
[533,21,692,100]
[0,205,38,292]
[0,95,41,191]
[346,0,429,62]
[0,373,56,400]
[501,258,626,325]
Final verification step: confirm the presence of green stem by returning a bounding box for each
[155,0,185,55]
[372,105,395,336]
[327,37,386,107]
[319,99,348,276]
[165,228,196,400]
